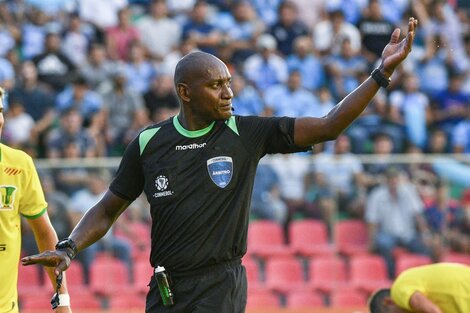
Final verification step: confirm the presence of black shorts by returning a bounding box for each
[145,259,247,313]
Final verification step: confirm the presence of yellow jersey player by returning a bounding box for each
[0,87,72,313]
[369,263,470,313]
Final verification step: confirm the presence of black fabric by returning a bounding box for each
[145,262,247,313]
[109,115,309,273]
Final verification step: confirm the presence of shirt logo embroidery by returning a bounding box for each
[153,175,173,198]
[175,143,207,151]
[207,156,233,188]
[0,185,17,210]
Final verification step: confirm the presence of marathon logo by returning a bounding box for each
[175,143,206,151]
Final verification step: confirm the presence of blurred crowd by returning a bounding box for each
[10,0,470,283]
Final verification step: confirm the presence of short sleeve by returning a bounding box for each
[391,271,425,311]
[109,137,144,201]
[20,156,47,218]
[238,116,311,157]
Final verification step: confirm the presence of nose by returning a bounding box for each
[222,84,233,99]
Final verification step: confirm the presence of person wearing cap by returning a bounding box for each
[23,18,418,313]
[366,167,433,279]
[369,263,470,313]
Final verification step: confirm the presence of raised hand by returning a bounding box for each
[21,249,71,276]
[380,17,418,77]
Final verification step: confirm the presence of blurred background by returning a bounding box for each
[9,0,470,311]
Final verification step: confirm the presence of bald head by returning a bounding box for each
[174,51,226,86]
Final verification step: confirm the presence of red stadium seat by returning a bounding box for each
[17,264,50,298]
[288,219,335,257]
[247,220,292,258]
[109,292,146,310]
[20,293,54,311]
[286,290,324,308]
[65,261,86,289]
[90,256,131,296]
[442,252,470,265]
[71,292,101,309]
[246,290,280,309]
[350,254,391,293]
[334,219,369,256]
[264,256,306,293]
[133,259,153,294]
[330,289,367,307]
[308,256,348,294]
[242,257,265,292]
[395,254,433,275]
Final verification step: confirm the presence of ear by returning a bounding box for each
[177,83,190,102]
[384,296,394,306]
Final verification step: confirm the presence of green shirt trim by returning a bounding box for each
[173,116,215,138]
[139,127,161,155]
[22,207,47,219]
[225,116,239,136]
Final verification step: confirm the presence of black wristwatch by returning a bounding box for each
[55,238,78,260]
[371,68,391,88]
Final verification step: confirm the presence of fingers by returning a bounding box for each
[389,28,401,44]
[405,17,419,52]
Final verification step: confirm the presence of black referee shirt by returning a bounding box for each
[109,115,309,273]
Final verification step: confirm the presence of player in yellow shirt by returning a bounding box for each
[369,262,470,313]
[0,87,72,313]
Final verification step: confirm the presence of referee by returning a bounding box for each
[22,18,418,313]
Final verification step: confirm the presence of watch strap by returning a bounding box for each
[371,68,391,88]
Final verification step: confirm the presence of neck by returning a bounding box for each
[177,111,212,131]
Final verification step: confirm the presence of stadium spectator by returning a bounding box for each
[0,55,15,92]
[243,33,288,90]
[79,43,116,92]
[346,73,389,154]
[358,0,396,64]
[2,99,35,150]
[313,8,361,56]
[101,68,149,155]
[264,69,320,117]
[366,167,433,278]
[46,107,98,160]
[269,153,310,223]
[9,61,56,156]
[431,72,470,137]
[452,119,470,153]
[122,42,157,93]
[324,37,368,100]
[312,134,366,218]
[55,74,103,128]
[369,263,470,313]
[69,171,133,284]
[269,1,309,56]
[251,163,288,224]
[32,32,76,93]
[20,8,50,60]
[61,13,94,66]
[415,33,451,96]
[249,0,282,26]
[143,74,179,122]
[22,17,419,312]
[230,73,265,116]
[135,0,182,61]
[181,0,221,55]
[0,87,72,313]
[105,7,140,61]
[78,0,128,38]
[388,71,431,149]
[286,36,326,91]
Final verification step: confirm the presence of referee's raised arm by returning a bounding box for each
[294,17,418,147]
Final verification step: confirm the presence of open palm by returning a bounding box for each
[380,17,418,77]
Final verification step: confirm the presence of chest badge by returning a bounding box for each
[207,156,233,188]
[0,185,17,210]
